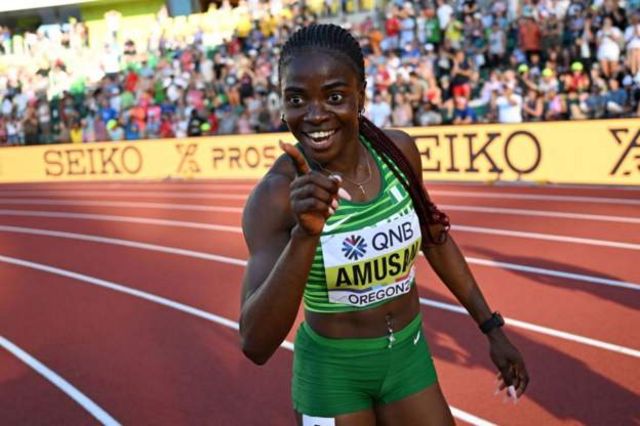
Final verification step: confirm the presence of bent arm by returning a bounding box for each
[239,172,319,365]
[384,129,496,328]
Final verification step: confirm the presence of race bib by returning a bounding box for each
[320,211,421,307]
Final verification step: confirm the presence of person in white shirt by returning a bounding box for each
[367,92,392,127]
[597,17,623,78]
[101,44,120,78]
[436,0,454,30]
[625,13,640,76]
[494,84,523,123]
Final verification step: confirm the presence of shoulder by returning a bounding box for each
[381,128,422,180]
[382,128,415,152]
[242,153,297,247]
[245,153,296,211]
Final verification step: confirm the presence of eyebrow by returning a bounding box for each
[321,80,349,90]
[283,80,350,93]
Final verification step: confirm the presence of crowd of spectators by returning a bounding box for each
[1,0,640,145]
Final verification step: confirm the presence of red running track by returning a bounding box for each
[0,180,638,425]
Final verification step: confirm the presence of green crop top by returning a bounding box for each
[302,137,422,313]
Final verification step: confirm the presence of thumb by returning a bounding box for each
[280,140,311,176]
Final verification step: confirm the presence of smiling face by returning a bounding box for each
[281,50,364,164]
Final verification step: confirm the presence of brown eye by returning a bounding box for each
[328,93,344,103]
[288,95,304,106]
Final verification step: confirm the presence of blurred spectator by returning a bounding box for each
[159,113,175,138]
[488,21,507,68]
[436,0,454,31]
[368,92,392,127]
[494,83,523,123]
[451,95,477,124]
[545,88,567,121]
[597,17,624,77]
[522,88,544,121]
[392,92,413,126]
[519,15,542,61]
[70,119,83,143]
[57,121,71,143]
[125,117,141,140]
[7,116,20,144]
[450,50,475,98]
[626,13,640,75]
[187,109,205,137]
[605,78,628,116]
[106,119,123,141]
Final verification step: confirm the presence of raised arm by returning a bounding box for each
[239,143,341,365]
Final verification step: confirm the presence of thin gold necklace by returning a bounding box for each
[310,144,373,197]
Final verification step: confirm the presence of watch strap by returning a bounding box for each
[479,312,504,334]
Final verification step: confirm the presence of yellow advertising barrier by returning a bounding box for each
[404,118,640,185]
[0,118,638,185]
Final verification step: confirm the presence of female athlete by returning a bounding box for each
[239,24,529,426]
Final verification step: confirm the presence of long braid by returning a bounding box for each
[358,117,450,247]
[279,24,450,248]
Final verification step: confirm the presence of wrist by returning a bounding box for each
[478,311,505,335]
[486,327,508,343]
[290,224,321,241]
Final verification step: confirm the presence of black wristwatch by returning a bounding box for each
[479,312,505,334]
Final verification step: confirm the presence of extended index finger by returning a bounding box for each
[280,140,311,176]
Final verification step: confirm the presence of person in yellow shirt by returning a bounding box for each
[236,13,252,37]
[235,11,253,49]
[280,6,293,24]
[444,19,463,50]
[70,120,83,144]
[259,13,277,38]
[307,0,324,15]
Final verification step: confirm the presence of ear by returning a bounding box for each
[358,81,367,113]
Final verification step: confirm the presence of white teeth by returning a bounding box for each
[308,130,336,139]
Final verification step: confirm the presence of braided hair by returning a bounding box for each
[279,24,449,248]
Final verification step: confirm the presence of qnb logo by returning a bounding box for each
[342,235,367,261]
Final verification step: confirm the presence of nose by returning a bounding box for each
[304,101,330,124]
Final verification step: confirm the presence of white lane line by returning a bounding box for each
[2,189,639,207]
[0,199,243,213]
[448,408,495,426]
[441,205,640,225]
[0,200,638,250]
[0,210,242,233]
[0,183,257,191]
[0,213,637,291]
[0,191,247,200]
[454,225,640,251]
[0,225,246,266]
[0,225,637,358]
[0,255,487,426]
[432,190,640,206]
[0,335,120,425]
[2,197,638,224]
[464,256,640,291]
[419,299,640,358]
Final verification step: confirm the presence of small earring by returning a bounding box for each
[281,113,286,123]
[358,108,365,118]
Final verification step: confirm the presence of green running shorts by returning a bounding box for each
[292,314,438,417]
